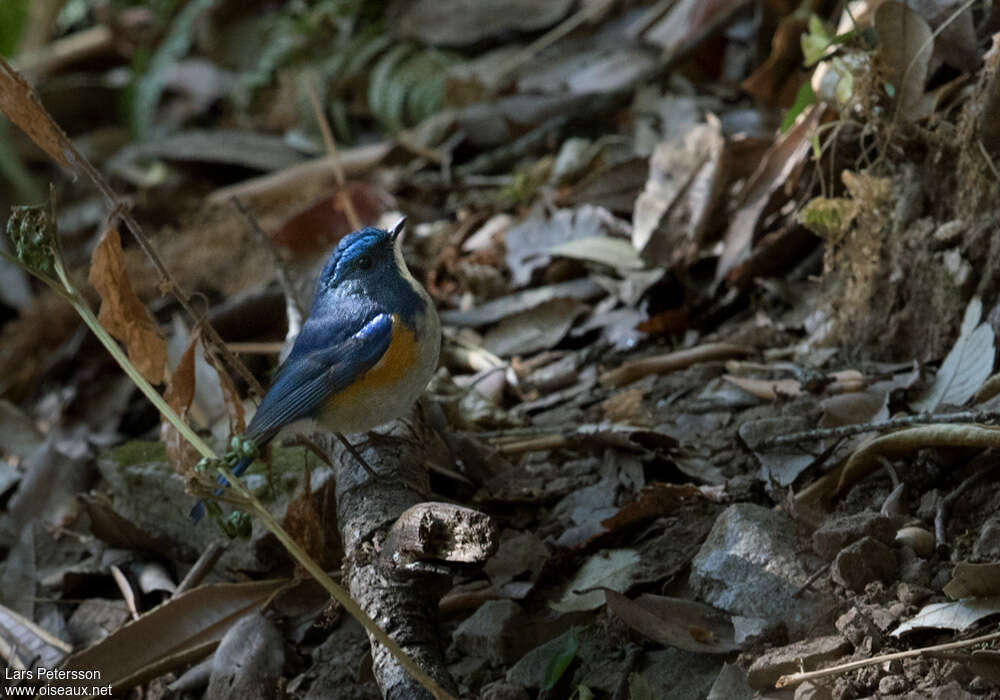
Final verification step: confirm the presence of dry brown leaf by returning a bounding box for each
[0,59,77,171]
[604,589,739,654]
[723,375,802,401]
[161,330,199,475]
[202,347,246,436]
[57,580,288,697]
[89,228,167,384]
[944,562,1000,599]
[838,424,1000,493]
[875,1,934,119]
[600,483,703,534]
[741,9,809,106]
[716,106,822,282]
[601,387,650,424]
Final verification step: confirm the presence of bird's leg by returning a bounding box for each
[335,431,382,480]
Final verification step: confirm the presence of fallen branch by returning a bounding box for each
[600,342,752,387]
[755,409,1000,450]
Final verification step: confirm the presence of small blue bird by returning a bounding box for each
[191,218,441,523]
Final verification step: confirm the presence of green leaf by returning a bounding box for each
[801,14,833,66]
[781,82,816,133]
[832,57,854,104]
[369,43,415,132]
[541,628,578,692]
[132,0,215,140]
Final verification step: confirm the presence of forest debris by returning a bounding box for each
[449,600,533,666]
[0,601,71,672]
[504,205,610,286]
[0,59,78,170]
[634,0,752,58]
[776,629,1000,687]
[484,532,549,591]
[739,417,820,486]
[390,0,573,47]
[716,105,821,282]
[943,562,1000,599]
[205,612,284,700]
[892,597,1000,635]
[270,183,388,255]
[381,502,498,568]
[206,142,393,208]
[79,493,185,563]
[632,116,725,267]
[549,235,644,272]
[604,590,739,654]
[0,399,43,458]
[483,297,587,356]
[550,548,640,613]
[812,511,896,560]
[58,580,288,695]
[747,636,851,690]
[831,536,897,591]
[161,329,199,475]
[724,376,802,400]
[741,10,809,107]
[600,483,703,534]
[109,129,307,180]
[908,0,979,73]
[707,664,754,700]
[89,227,167,385]
[441,278,603,328]
[875,2,934,119]
[600,341,751,387]
[838,424,1000,493]
[8,432,90,528]
[911,297,995,412]
[895,526,935,558]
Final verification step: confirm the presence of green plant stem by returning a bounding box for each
[51,258,214,460]
[215,463,454,700]
[44,255,453,700]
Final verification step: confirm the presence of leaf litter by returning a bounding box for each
[4,1,1000,698]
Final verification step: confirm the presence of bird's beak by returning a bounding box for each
[390,216,407,243]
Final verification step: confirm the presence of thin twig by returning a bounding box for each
[230,196,304,342]
[0,57,264,398]
[175,541,226,595]
[935,461,1000,554]
[756,410,1000,450]
[775,629,1000,688]
[305,75,361,230]
[793,562,831,598]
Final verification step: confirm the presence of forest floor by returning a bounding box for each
[4,1,1000,699]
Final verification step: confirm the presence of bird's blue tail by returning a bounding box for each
[189,455,254,524]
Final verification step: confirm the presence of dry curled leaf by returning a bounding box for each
[875,1,934,119]
[161,330,199,475]
[0,59,77,171]
[89,228,167,385]
[911,297,996,412]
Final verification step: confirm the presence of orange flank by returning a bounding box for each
[324,316,418,409]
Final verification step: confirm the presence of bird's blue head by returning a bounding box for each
[312,219,423,321]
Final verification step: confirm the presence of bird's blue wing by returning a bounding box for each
[245,312,393,444]
[190,312,392,524]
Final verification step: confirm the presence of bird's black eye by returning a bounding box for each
[356,255,373,270]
